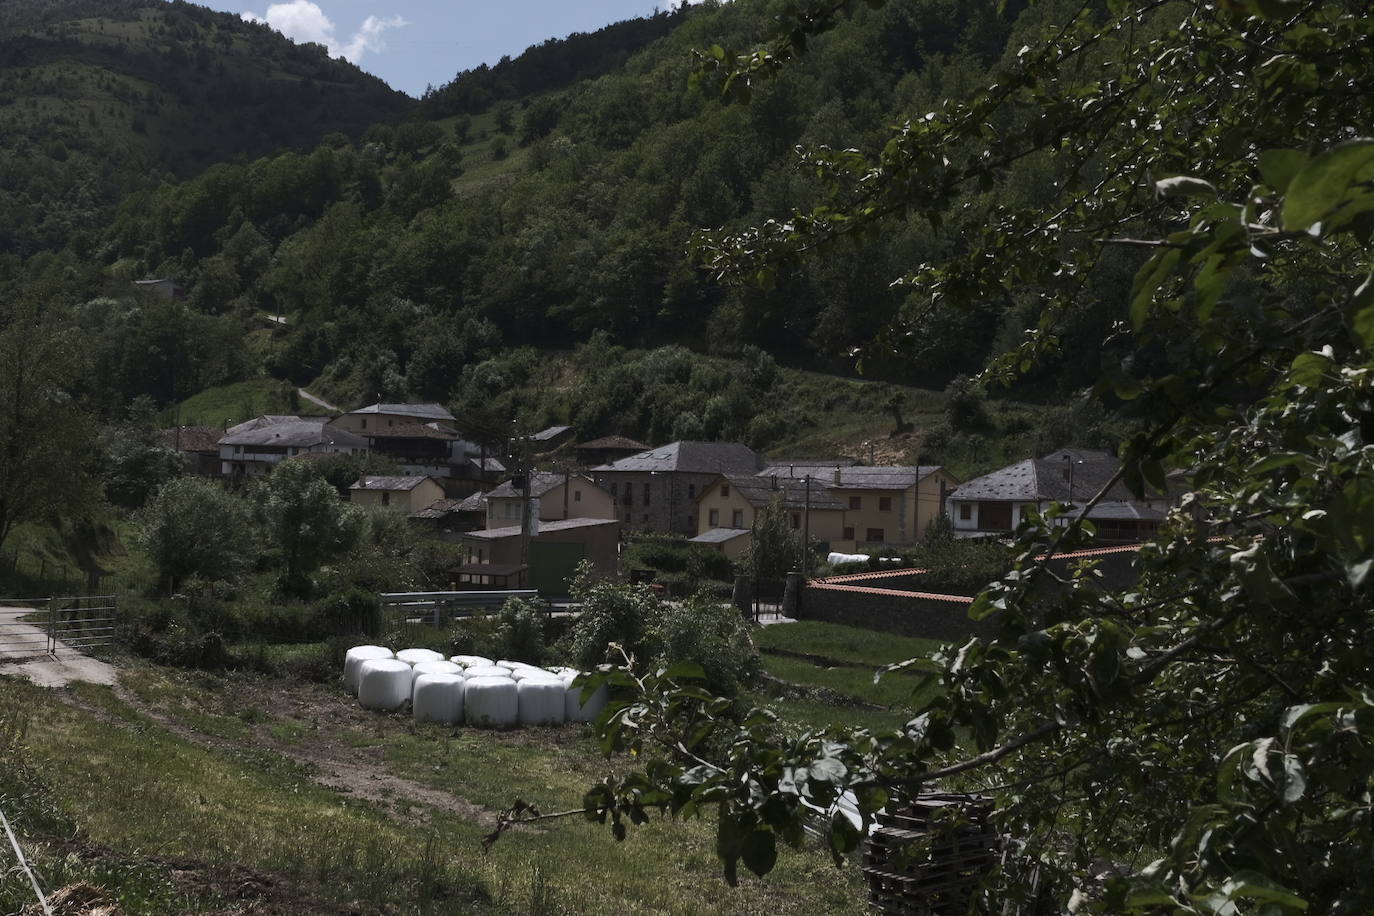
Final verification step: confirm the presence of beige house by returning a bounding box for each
[687,527,753,562]
[483,471,615,528]
[592,441,766,535]
[765,465,960,550]
[695,475,848,550]
[349,476,446,513]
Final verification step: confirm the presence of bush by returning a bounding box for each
[563,564,757,696]
[446,598,549,663]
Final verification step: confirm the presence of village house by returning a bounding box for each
[349,476,446,514]
[573,435,650,468]
[218,416,366,481]
[591,440,766,536]
[456,517,621,595]
[160,425,223,477]
[693,474,847,558]
[483,471,615,528]
[947,448,1173,541]
[328,403,491,488]
[409,492,488,536]
[766,464,960,550]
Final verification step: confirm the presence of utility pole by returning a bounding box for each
[801,474,811,574]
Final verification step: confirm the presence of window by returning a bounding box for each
[849,495,862,510]
[721,484,730,497]
[879,496,892,511]
[732,509,744,527]
[574,489,582,502]
[643,483,651,506]
[642,513,649,523]
[609,482,618,498]
[688,484,696,498]
[866,528,885,543]
[360,418,366,429]
[709,509,719,527]
[843,526,855,540]
[791,513,801,529]
[381,492,390,506]
[959,503,972,521]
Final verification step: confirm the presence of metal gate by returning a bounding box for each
[0,595,117,660]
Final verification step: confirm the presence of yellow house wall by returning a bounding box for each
[696,483,757,534]
[832,486,915,546]
[352,478,445,513]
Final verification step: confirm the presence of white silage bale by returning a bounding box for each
[509,667,556,682]
[343,645,394,695]
[564,678,610,723]
[465,665,511,679]
[450,655,493,668]
[548,666,579,678]
[465,676,518,728]
[358,659,413,711]
[411,660,463,690]
[413,673,465,725]
[396,648,445,666]
[518,677,567,726]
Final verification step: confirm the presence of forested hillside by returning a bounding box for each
[77,0,1126,413]
[0,0,412,256]
[1,0,1134,464]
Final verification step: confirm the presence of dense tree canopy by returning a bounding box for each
[555,1,1374,911]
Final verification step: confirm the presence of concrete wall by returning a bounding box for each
[800,578,991,642]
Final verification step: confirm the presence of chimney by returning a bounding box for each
[833,466,841,485]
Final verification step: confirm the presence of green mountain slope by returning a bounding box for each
[91,0,1067,394]
[0,0,413,255]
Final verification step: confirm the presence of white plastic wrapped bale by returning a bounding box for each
[396,648,445,666]
[563,674,610,723]
[412,673,465,725]
[343,645,394,696]
[548,666,580,678]
[358,659,413,711]
[517,677,567,726]
[827,551,870,566]
[509,667,556,682]
[497,660,538,671]
[465,676,519,728]
[450,655,493,668]
[465,665,512,679]
[411,660,463,691]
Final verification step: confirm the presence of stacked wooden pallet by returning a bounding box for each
[862,793,998,914]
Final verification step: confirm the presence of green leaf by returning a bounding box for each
[740,828,778,877]
[1223,872,1308,909]
[809,757,847,784]
[1350,269,1374,351]
[1258,149,1308,195]
[1282,138,1374,232]
[1285,351,1330,389]
[660,661,707,681]
[1129,248,1181,332]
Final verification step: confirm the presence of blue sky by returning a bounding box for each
[202,1,688,98]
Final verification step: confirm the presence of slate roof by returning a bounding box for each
[462,517,620,540]
[948,449,1138,503]
[765,457,860,469]
[470,457,506,473]
[220,418,367,450]
[409,493,487,520]
[529,425,573,442]
[764,465,945,490]
[351,403,455,422]
[364,422,458,440]
[576,435,650,451]
[594,441,764,474]
[351,476,437,491]
[689,528,751,544]
[713,475,845,511]
[485,471,586,500]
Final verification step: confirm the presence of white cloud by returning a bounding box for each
[241,2,407,64]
